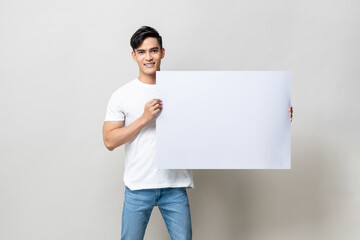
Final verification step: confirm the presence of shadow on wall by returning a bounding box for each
[188,136,339,239]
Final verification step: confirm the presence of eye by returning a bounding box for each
[152,50,158,53]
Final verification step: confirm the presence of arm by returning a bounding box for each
[102,98,162,151]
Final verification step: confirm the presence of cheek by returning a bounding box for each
[136,57,144,65]
[155,54,162,61]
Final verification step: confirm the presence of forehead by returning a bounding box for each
[136,37,160,50]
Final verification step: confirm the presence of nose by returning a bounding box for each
[145,52,153,61]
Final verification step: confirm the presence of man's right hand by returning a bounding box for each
[140,99,163,125]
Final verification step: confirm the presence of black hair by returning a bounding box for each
[130,26,163,51]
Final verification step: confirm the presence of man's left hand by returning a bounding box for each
[289,105,293,122]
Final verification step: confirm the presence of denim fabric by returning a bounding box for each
[121,186,192,240]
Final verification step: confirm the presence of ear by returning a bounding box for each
[131,51,136,62]
[161,48,165,59]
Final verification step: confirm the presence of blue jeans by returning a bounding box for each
[121,186,192,240]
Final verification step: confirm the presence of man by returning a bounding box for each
[103,26,294,240]
[103,26,194,240]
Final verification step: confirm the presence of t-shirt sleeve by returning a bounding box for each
[104,91,125,121]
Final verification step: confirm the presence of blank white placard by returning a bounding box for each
[156,71,291,169]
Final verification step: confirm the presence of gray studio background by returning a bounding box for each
[1,0,359,239]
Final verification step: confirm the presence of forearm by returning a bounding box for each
[105,117,147,151]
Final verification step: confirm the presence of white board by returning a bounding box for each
[156,71,291,169]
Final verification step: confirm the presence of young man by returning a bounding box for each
[103,26,294,240]
[103,26,194,240]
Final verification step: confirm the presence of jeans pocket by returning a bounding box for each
[180,187,187,195]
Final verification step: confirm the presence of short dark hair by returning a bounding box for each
[130,26,163,51]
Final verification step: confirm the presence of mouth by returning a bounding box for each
[144,62,155,68]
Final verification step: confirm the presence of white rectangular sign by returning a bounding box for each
[156,71,291,169]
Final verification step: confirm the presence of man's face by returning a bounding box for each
[131,37,165,76]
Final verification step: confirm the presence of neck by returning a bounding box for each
[138,72,156,85]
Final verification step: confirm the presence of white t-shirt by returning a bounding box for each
[104,78,194,190]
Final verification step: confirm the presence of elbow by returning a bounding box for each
[104,140,115,151]
[106,145,115,151]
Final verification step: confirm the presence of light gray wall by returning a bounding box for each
[1,0,359,239]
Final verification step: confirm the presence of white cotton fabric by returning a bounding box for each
[104,78,194,190]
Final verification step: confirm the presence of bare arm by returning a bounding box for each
[102,98,162,151]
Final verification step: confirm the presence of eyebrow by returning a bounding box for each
[136,47,159,52]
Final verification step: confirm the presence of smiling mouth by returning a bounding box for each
[144,62,155,68]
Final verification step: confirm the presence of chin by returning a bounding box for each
[142,70,156,75]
